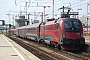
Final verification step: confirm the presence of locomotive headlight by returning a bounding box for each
[62,34,66,38]
[81,34,83,37]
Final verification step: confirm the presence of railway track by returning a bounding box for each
[6,34,90,60]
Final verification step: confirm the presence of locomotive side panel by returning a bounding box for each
[37,20,62,49]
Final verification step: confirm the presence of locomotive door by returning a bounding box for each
[38,22,46,40]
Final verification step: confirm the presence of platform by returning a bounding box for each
[0,34,40,60]
[85,36,90,46]
[84,36,90,52]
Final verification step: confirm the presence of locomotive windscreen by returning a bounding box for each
[64,20,80,32]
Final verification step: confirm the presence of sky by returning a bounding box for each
[0,0,90,25]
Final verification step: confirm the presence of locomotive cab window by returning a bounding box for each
[64,20,80,32]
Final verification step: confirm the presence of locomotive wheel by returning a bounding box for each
[58,44,61,50]
[25,36,27,39]
[50,42,58,48]
[24,36,27,39]
[50,42,55,48]
[42,40,45,45]
[54,43,58,48]
[39,39,43,44]
[53,42,61,50]
[40,39,45,45]
[23,36,25,39]
[35,38,38,42]
[50,42,52,47]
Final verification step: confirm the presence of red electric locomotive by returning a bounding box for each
[37,18,85,50]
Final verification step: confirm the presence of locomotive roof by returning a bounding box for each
[61,18,80,21]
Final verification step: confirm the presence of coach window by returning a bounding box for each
[32,28,35,33]
[27,29,30,33]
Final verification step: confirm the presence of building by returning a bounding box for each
[79,15,90,26]
[15,16,27,28]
